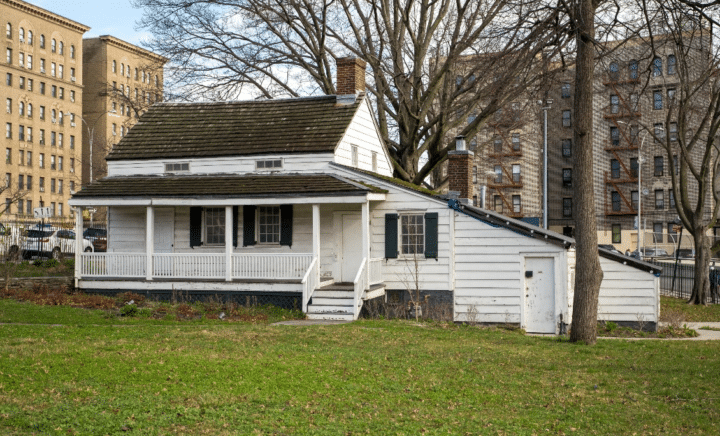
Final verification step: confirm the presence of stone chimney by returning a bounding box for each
[336,57,366,103]
[448,136,474,204]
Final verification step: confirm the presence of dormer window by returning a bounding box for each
[165,162,189,173]
[256,159,282,170]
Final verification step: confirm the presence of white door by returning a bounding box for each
[341,214,362,282]
[154,208,174,252]
[524,257,556,333]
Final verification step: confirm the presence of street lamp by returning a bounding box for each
[538,99,553,229]
[65,110,115,184]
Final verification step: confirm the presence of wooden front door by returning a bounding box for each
[341,214,362,282]
[523,256,556,333]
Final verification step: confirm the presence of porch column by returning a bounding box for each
[225,206,233,282]
[362,200,370,284]
[74,207,83,288]
[312,204,320,283]
[146,206,154,281]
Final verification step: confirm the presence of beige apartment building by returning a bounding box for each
[82,36,166,184]
[2,0,89,218]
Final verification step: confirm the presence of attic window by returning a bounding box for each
[165,162,189,173]
[256,159,282,170]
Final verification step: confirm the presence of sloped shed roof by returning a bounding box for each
[106,95,362,161]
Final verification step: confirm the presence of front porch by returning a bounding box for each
[69,174,389,320]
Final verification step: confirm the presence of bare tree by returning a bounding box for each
[133,0,570,185]
[636,1,720,305]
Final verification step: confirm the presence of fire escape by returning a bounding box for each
[603,65,642,216]
[486,106,524,218]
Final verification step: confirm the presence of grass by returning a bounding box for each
[0,303,719,435]
[661,295,720,322]
[0,258,75,278]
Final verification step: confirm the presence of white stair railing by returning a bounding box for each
[369,258,383,285]
[352,258,368,320]
[301,257,319,313]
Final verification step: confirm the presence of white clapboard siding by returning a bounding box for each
[452,213,565,324]
[107,153,336,177]
[597,256,658,323]
[334,100,393,176]
[108,206,146,252]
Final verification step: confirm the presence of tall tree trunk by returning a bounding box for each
[569,0,604,344]
[690,230,710,305]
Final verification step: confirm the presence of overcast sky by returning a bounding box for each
[30,0,149,46]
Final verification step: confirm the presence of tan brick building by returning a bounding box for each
[82,36,166,184]
[1,0,89,218]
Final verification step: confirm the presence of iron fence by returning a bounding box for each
[647,259,720,304]
[0,218,107,259]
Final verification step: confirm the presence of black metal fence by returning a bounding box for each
[647,259,720,303]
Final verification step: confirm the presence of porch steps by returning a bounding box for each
[307,282,356,321]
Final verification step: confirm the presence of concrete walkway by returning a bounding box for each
[661,322,720,341]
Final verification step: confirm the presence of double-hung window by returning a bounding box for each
[384,212,438,259]
[204,208,226,245]
[258,206,281,244]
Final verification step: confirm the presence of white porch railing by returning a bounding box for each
[352,257,368,320]
[81,253,147,277]
[301,257,319,313]
[232,253,312,279]
[369,257,383,285]
[154,253,226,279]
[79,252,313,280]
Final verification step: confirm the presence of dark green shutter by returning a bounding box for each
[424,212,438,258]
[243,205,256,246]
[232,206,239,248]
[280,205,293,247]
[189,206,202,248]
[385,213,398,259]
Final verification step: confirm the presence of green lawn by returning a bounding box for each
[0,301,718,435]
[661,295,720,322]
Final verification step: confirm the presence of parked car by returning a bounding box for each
[630,247,669,259]
[598,244,623,255]
[674,248,695,259]
[83,228,107,252]
[21,228,94,260]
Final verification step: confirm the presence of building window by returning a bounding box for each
[493,136,502,153]
[561,82,571,98]
[39,177,44,192]
[202,208,225,245]
[673,155,679,175]
[630,157,638,178]
[654,156,663,176]
[50,178,55,193]
[563,198,572,217]
[512,195,521,213]
[26,200,31,215]
[58,157,63,171]
[511,133,520,151]
[562,110,571,127]
[18,125,24,141]
[58,179,63,194]
[58,41,63,55]
[112,60,117,73]
[562,139,572,157]
[258,206,281,244]
[5,73,11,86]
[629,60,638,79]
[17,174,23,190]
[611,159,620,179]
[655,190,664,209]
[512,164,521,183]
[5,124,11,140]
[653,222,663,243]
[667,88,676,103]
[494,165,502,183]
[610,94,619,113]
[653,90,663,110]
[669,122,678,142]
[39,34,44,48]
[5,48,10,64]
[27,151,31,167]
[39,153,44,168]
[51,85,56,98]
[50,155,56,170]
[654,123,664,142]
[494,196,503,213]
[652,57,662,76]
[669,189,675,208]
[39,129,44,145]
[18,101,23,116]
[667,54,676,75]
[612,224,621,244]
[112,124,117,136]
[26,103,31,118]
[70,45,75,59]
[610,126,619,146]
[631,190,638,211]
[165,162,190,172]
[5,23,10,38]
[668,222,678,243]
[472,166,477,184]
[608,62,619,80]
[562,168,572,187]
[611,191,622,212]
[17,199,23,215]
[255,160,281,170]
[5,98,10,114]
[70,136,75,149]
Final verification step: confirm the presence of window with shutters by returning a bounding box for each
[204,208,225,245]
[258,206,281,244]
[400,214,424,256]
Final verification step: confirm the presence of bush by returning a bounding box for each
[120,304,138,317]
[44,259,60,268]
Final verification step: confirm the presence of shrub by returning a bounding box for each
[44,259,60,268]
[120,304,138,317]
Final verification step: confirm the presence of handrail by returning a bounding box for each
[352,257,368,320]
[301,257,319,313]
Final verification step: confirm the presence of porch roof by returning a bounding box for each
[70,173,387,205]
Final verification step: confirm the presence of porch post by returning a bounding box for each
[312,204,320,283]
[225,206,233,282]
[146,206,154,281]
[362,200,370,284]
[74,207,83,288]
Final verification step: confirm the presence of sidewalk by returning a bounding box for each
[662,322,720,340]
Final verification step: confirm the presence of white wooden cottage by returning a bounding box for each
[69,58,661,332]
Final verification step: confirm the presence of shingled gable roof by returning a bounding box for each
[72,173,386,199]
[106,95,363,161]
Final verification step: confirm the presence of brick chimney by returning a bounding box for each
[336,57,366,103]
[448,136,474,204]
